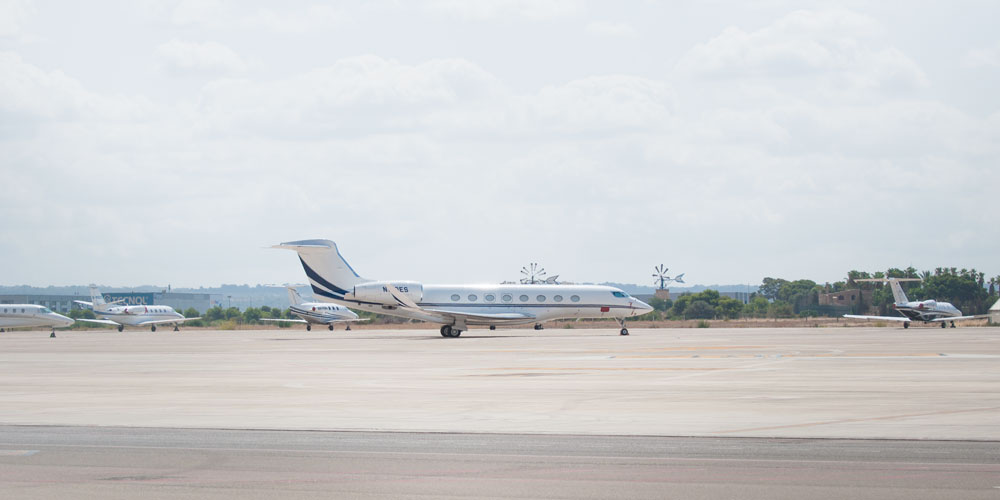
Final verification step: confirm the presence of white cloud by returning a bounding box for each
[675,9,928,93]
[157,40,248,75]
[0,0,33,37]
[585,21,636,38]
[426,0,583,20]
[962,43,1000,68]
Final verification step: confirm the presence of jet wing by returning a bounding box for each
[929,315,990,322]
[320,318,370,324]
[135,317,202,326]
[260,318,308,324]
[843,314,910,322]
[75,318,122,326]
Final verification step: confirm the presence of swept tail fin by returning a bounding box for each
[273,240,367,301]
[854,278,921,305]
[286,286,306,306]
[89,285,108,311]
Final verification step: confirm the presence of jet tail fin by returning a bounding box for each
[854,278,921,304]
[273,240,367,301]
[89,285,108,311]
[286,286,306,306]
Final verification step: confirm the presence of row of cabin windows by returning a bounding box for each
[1,307,53,313]
[449,294,582,303]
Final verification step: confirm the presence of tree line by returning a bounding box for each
[637,267,999,321]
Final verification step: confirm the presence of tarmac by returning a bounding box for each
[1,326,999,498]
[1,326,999,439]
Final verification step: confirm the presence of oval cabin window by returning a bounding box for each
[571,295,581,302]
[468,294,478,302]
[502,294,512,302]
[485,294,495,302]
[554,295,563,302]
[451,294,460,301]
[519,295,529,302]
[536,295,546,302]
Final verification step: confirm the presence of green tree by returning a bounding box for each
[767,301,794,318]
[716,297,744,319]
[759,278,787,301]
[684,300,716,319]
[183,307,200,318]
[744,296,770,318]
[224,307,241,320]
[242,307,262,323]
[204,306,225,322]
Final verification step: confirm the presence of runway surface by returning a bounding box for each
[1,425,998,499]
[1,327,999,439]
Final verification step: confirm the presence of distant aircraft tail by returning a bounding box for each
[855,278,920,304]
[286,286,306,306]
[273,240,367,301]
[89,285,108,311]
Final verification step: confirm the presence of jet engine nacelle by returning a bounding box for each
[349,281,423,306]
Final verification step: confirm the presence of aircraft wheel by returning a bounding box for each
[345,325,351,331]
[941,322,946,329]
[533,324,543,330]
[173,326,179,332]
[117,325,124,332]
[453,330,462,337]
[903,322,909,329]
[620,328,629,336]
[306,324,311,331]
[151,325,156,332]
[951,322,956,328]
[440,325,452,337]
[489,325,496,331]
[328,325,334,331]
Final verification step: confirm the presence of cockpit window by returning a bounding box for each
[612,291,628,298]
[41,307,52,313]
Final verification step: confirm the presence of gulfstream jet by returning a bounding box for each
[260,286,364,331]
[0,304,74,335]
[273,239,653,337]
[74,286,200,332]
[844,278,988,328]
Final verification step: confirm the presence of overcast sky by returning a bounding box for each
[1,0,998,288]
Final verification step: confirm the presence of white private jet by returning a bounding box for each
[844,278,988,329]
[260,286,364,331]
[0,304,74,335]
[74,287,200,332]
[273,239,653,337]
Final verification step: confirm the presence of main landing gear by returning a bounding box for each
[440,325,462,338]
[117,325,124,332]
[50,328,56,338]
[306,324,312,331]
[903,322,909,329]
[533,324,543,330]
[941,322,946,329]
[328,324,334,331]
[489,325,496,331]
[950,321,956,328]
[618,318,629,336]
[345,325,351,331]
[151,325,156,332]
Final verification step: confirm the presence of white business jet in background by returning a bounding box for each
[844,278,989,328]
[74,286,200,332]
[260,286,364,331]
[0,304,74,335]
[273,239,653,337]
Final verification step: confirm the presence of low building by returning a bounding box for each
[990,298,1000,324]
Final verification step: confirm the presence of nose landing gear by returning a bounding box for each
[618,318,629,336]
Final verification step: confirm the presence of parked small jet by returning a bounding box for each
[0,304,74,334]
[273,239,653,337]
[844,278,988,328]
[74,286,200,332]
[260,286,363,331]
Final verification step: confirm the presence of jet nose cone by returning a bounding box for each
[55,314,74,327]
[633,299,653,314]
